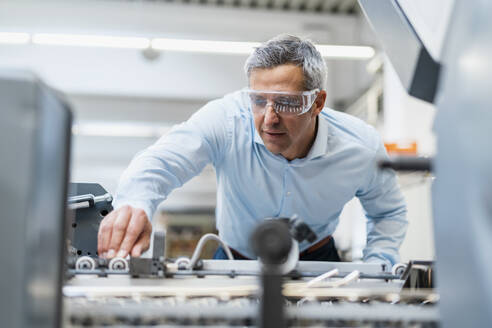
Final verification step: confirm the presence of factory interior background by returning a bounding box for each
[0,0,448,262]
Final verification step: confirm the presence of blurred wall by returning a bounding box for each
[0,0,376,211]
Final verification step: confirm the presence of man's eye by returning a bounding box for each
[252,97,267,106]
[275,97,301,106]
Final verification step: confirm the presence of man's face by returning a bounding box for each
[249,64,326,160]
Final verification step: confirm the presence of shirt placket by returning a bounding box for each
[279,163,293,217]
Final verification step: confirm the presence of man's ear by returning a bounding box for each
[312,90,327,116]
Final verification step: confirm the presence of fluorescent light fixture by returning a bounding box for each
[152,38,261,55]
[152,38,374,59]
[1,31,375,59]
[316,45,375,59]
[72,121,170,138]
[0,32,30,44]
[32,33,150,49]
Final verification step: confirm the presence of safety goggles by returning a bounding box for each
[242,88,319,116]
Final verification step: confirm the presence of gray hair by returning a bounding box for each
[244,34,327,90]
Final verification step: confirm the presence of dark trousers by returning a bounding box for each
[213,237,341,262]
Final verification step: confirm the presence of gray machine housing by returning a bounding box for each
[68,182,113,257]
[359,0,440,103]
[0,71,72,328]
[359,0,492,326]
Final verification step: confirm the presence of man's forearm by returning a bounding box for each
[362,208,408,268]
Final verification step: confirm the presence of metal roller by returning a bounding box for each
[108,257,129,272]
[392,263,408,276]
[75,256,97,271]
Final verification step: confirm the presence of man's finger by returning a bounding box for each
[117,209,148,258]
[130,223,152,257]
[107,207,132,258]
[97,212,117,257]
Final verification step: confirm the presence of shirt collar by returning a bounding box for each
[305,115,329,160]
[253,114,329,161]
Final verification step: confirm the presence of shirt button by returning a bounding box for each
[286,191,291,196]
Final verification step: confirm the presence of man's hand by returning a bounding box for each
[97,205,152,259]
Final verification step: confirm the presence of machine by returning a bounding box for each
[2,0,492,326]
[0,70,72,328]
[64,219,437,327]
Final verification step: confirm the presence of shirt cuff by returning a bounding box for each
[364,256,393,272]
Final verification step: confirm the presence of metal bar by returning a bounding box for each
[379,157,433,172]
[67,268,399,280]
[199,259,385,273]
[152,231,166,259]
[67,192,112,207]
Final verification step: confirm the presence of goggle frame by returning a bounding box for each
[242,88,320,116]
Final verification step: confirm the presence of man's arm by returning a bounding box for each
[98,99,231,258]
[356,139,408,269]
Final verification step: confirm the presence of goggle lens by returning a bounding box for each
[244,89,318,116]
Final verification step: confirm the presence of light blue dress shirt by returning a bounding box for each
[113,90,407,267]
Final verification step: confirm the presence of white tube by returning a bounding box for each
[188,233,234,269]
[326,270,360,287]
[306,268,340,287]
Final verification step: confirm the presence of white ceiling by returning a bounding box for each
[0,0,377,98]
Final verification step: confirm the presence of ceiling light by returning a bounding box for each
[152,38,374,59]
[32,33,150,49]
[151,38,260,55]
[1,31,375,60]
[72,121,170,138]
[0,32,30,44]
[316,45,375,59]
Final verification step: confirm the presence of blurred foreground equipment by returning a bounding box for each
[0,70,72,328]
[361,0,492,326]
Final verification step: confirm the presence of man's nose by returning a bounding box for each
[264,103,280,125]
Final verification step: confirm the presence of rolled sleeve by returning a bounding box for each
[112,99,231,221]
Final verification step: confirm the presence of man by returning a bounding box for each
[97,35,407,268]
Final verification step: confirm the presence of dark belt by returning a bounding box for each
[229,247,250,260]
[299,235,332,257]
[228,235,333,260]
